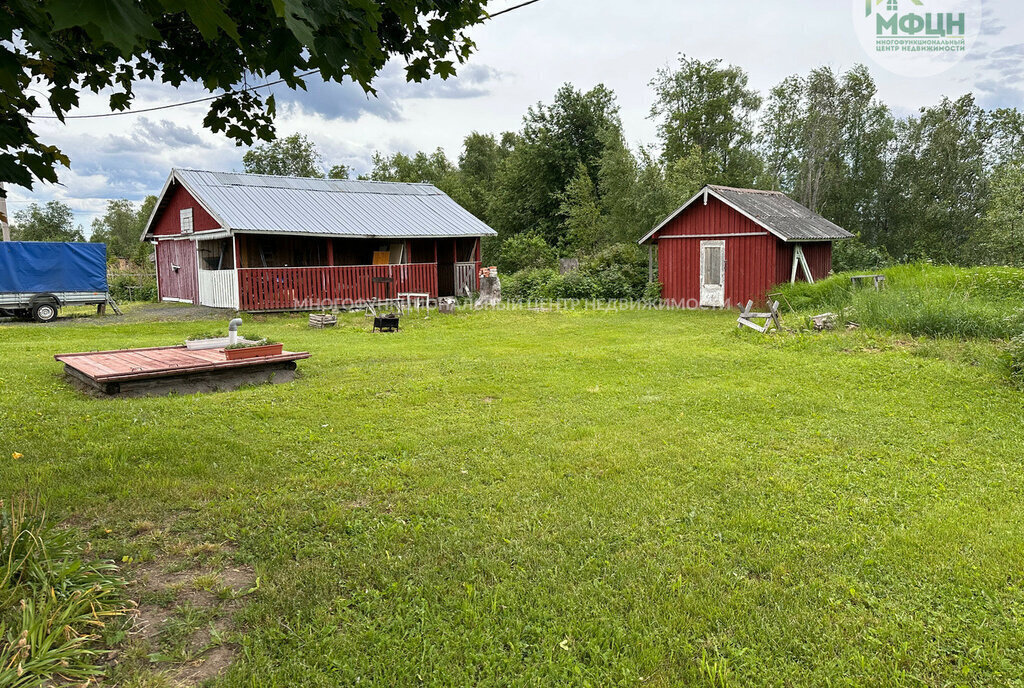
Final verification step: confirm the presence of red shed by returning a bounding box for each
[638,185,853,308]
[140,169,496,311]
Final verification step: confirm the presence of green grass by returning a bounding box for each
[775,264,1024,339]
[2,304,1024,686]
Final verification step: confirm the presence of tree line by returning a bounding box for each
[8,196,157,265]
[11,55,1024,281]
[245,56,1024,277]
[353,56,1024,275]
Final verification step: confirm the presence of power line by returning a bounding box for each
[33,70,318,120]
[30,0,543,121]
[488,0,543,18]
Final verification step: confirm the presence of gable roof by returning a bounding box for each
[638,184,855,244]
[141,168,497,241]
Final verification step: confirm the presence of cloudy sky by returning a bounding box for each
[9,0,1023,232]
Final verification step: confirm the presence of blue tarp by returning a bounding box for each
[0,242,108,293]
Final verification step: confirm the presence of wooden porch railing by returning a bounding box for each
[238,263,438,311]
[455,261,479,296]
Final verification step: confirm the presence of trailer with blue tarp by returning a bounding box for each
[0,242,119,322]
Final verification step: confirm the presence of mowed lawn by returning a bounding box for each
[2,305,1024,686]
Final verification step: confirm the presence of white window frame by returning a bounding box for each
[179,207,194,234]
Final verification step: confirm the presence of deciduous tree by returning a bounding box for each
[974,161,1024,266]
[489,84,622,244]
[10,200,84,242]
[649,55,762,187]
[366,149,457,186]
[327,164,351,180]
[2,0,487,188]
[885,95,991,261]
[89,196,157,262]
[243,134,325,178]
[558,163,602,253]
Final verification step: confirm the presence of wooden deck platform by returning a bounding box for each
[55,345,310,397]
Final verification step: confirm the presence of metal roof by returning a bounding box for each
[639,185,854,244]
[143,168,497,240]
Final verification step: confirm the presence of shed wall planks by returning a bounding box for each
[152,184,221,236]
[653,196,777,307]
[775,241,833,284]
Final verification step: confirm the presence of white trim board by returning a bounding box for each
[657,232,768,239]
[153,229,231,241]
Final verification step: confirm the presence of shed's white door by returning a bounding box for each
[699,240,725,308]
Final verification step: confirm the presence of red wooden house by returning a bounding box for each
[638,185,853,308]
[141,169,496,311]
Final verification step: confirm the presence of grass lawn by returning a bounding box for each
[2,303,1023,686]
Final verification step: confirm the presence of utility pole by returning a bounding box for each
[0,184,9,241]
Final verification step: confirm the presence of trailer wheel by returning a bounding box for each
[32,302,58,323]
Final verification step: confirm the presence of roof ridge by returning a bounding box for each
[707,184,785,196]
[173,167,436,187]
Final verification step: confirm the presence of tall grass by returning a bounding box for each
[1010,335,1024,388]
[0,499,127,687]
[775,264,1024,339]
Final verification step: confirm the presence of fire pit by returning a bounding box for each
[372,313,400,332]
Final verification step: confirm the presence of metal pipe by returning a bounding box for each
[228,318,243,345]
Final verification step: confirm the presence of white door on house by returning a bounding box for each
[699,240,725,308]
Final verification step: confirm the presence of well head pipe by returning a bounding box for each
[228,318,243,345]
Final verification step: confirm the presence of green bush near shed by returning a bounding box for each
[107,272,158,302]
[502,242,649,301]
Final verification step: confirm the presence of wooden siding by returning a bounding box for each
[238,263,438,311]
[156,239,198,303]
[652,196,776,307]
[152,184,220,236]
[774,241,833,284]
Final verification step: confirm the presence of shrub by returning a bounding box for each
[544,270,597,300]
[497,233,557,274]
[582,243,648,299]
[589,266,633,299]
[832,235,893,272]
[502,260,646,302]
[643,281,663,302]
[502,268,560,301]
[108,273,157,302]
